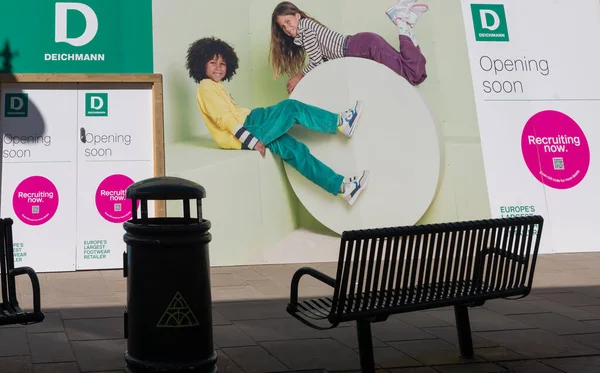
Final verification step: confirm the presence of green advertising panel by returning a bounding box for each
[0,0,153,73]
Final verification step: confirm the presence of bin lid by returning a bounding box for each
[126,177,206,200]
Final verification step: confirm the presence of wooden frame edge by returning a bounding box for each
[151,75,167,217]
[0,73,162,84]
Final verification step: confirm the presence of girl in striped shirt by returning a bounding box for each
[269,0,429,93]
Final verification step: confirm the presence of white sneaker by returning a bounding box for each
[404,4,429,27]
[341,170,370,206]
[338,100,363,138]
[386,0,417,24]
[387,2,429,27]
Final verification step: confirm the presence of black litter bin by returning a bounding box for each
[122,176,216,373]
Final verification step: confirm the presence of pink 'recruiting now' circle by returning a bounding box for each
[95,174,138,223]
[521,110,590,190]
[12,176,59,226]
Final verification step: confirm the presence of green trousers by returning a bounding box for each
[243,99,344,195]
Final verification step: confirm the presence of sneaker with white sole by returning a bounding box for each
[402,4,429,27]
[338,100,363,138]
[341,170,370,206]
[387,2,429,27]
[386,0,417,24]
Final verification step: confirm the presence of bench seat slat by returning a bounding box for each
[296,299,332,320]
[291,280,491,319]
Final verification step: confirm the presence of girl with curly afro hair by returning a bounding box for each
[186,37,240,83]
[185,37,370,206]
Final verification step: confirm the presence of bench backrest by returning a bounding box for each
[330,216,544,320]
[0,218,17,306]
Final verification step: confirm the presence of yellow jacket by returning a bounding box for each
[196,79,251,150]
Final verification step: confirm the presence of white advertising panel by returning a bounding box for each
[76,85,155,270]
[1,84,78,272]
[461,0,600,253]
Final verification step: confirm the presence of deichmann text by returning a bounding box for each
[3,134,52,159]
[527,135,580,153]
[479,55,550,94]
[44,53,105,61]
[83,132,131,158]
[478,32,507,38]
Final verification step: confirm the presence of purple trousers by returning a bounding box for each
[345,32,427,86]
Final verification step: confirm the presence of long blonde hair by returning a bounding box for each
[269,2,326,79]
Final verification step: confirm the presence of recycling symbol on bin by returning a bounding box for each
[156,292,200,328]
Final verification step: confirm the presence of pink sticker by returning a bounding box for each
[95,174,138,223]
[12,176,59,226]
[521,110,590,189]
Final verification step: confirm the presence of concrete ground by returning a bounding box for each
[2,252,600,372]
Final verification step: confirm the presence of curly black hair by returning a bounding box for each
[186,37,239,83]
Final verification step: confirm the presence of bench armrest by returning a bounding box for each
[473,247,529,291]
[289,267,335,305]
[9,267,42,313]
[480,247,527,264]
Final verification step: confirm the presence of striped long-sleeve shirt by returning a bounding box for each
[293,18,347,76]
[233,124,259,149]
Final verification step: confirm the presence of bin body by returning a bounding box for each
[122,177,216,373]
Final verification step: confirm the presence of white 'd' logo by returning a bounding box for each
[479,9,500,31]
[55,2,98,47]
[10,97,24,111]
[90,96,104,110]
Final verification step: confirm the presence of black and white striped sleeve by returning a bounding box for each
[233,124,259,149]
[301,28,324,76]
[299,18,346,75]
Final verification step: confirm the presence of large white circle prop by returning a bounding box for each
[284,57,441,235]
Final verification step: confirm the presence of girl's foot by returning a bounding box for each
[395,4,427,46]
[338,100,363,138]
[386,0,417,24]
[340,170,370,206]
[405,4,429,27]
[388,3,429,27]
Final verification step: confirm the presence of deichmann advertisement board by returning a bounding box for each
[461,0,600,253]
[1,85,78,272]
[76,86,155,270]
[0,85,155,272]
[0,0,153,73]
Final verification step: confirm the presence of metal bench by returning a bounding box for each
[287,216,544,373]
[0,218,44,326]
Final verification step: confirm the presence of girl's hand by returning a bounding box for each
[254,141,266,158]
[286,73,304,94]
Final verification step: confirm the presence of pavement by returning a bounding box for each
[3,252,600,373]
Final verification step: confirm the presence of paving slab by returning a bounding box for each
[499,360,562,373]
[221,345,289,373]
[475,329,598,359]
[261,338,362,371]
[542,356,600,373]
[0,328,30,357]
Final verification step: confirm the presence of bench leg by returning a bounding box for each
[356,320,375,373]
[454,305,474,358]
